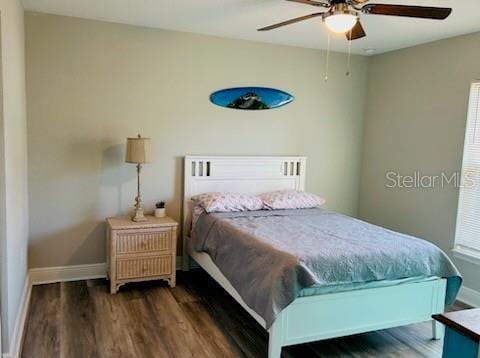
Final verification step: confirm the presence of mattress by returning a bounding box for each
[299,275,439,297]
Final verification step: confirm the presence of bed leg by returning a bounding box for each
[268,333,282,358]
[432,320,444,340]
[268,317,283,358]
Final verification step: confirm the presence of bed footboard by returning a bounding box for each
[268,278,447,358]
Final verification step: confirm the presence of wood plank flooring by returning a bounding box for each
[21,271,470,358]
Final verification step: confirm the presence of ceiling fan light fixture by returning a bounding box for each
[323,8,358,34]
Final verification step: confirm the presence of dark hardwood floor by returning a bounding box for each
[21,271,470,358]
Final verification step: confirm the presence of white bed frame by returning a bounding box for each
[182,155,447,358]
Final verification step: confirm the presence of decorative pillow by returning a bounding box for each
[259,190,326,210]
[191,192,263,213]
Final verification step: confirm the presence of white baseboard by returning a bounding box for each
[2,275,31,358]
[29,263,107,285]
[29,257,183,286]
[457,285,480,308]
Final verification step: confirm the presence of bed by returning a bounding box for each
[182,155,460,358]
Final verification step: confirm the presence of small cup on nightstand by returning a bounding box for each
[155,201,166,218]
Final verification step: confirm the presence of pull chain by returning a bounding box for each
[346,30,352,77]
[324,33,331,81]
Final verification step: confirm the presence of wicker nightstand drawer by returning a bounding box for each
[106,215,178,294]
[116,255,172,279]
[116,229,172,255]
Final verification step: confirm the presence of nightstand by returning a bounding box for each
[106,215,178,294]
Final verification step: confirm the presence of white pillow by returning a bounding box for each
[191,192,263,213]
[259,190,325,210]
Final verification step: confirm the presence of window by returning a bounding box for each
[454,81,480,261]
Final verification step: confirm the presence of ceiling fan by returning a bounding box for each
[258,0,452,40]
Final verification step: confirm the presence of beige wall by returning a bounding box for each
[359,32,480,292]
[0,0,28,352]
[25,13,368,268]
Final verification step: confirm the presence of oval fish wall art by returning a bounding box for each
[210,87,294,110]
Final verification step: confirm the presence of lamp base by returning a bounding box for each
[132,207,147,222]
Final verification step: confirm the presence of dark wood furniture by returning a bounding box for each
[433,308,480,358]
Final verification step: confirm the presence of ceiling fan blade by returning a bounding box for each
[258,12,324,31]
[346,20,366,40]
[286,0,330,8]
[362,4,452,20]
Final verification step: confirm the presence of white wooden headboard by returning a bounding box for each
[182,155,306,269]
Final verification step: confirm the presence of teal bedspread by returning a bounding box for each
[299,275,439,297]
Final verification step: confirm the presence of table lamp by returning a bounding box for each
[125,134,152,221]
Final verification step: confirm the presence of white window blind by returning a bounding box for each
[455,81,480,255]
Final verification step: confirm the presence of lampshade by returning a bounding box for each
[324,12,357,34]
[125,135,153,164]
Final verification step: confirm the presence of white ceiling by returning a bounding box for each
[21,0,480,55]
